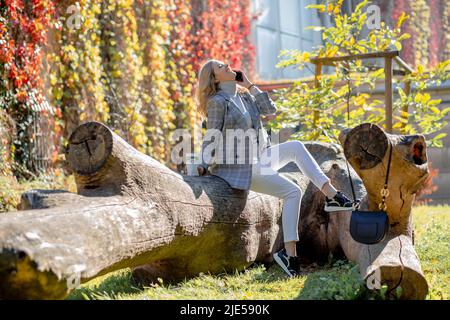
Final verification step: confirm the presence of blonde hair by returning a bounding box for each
[195,59,248,118]
[195,60,218,118]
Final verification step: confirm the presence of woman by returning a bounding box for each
[195,59,357,277]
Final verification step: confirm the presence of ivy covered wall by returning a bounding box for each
[0,0,256,176]
[1,0,449,177]
[375,0,450,68]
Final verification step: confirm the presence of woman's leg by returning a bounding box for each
[253,140,332,250]
[251,140,332,250]
[249,162,302,254]
[250,161,302,276]
[258,140,332,192]
[249,140,355,277]
[258,140,356,212]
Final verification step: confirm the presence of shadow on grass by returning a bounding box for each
[295,262,366,300]
[66,261,379,300]
[67,269,142,300]
[237,260,374,300]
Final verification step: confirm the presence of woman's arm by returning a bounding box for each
[251,89,277,115]
[241,74,277,115]
[198,97,226,174]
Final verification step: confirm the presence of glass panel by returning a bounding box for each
[300,0,315,39]
[301,38,314,52]
[254,0,278,30]
[256,27,281,79]
[279,0,300,35]
[280,34,302,79]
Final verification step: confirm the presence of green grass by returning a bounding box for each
[67,205,449,300]
[68,261,365,300]
[1,172,446,301]
[412,205,449,300]
[0,170,77,212]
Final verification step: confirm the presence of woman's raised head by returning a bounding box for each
[195,59,237,117]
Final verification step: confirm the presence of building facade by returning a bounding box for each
[249,0,450,204]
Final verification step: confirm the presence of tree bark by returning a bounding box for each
[338,122,429,299]
[0,121,284,299]
[0,121,429,299]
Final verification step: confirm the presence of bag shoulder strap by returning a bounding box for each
[346,138,393,211]
[379,138,393,211]
[343,69,393,211]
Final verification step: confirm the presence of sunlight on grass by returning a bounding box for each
[68,262,366,300]
[412,205,449,300]
[66,205,448,300]
[0,171,77,212]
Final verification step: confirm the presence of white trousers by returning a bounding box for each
[249,141,330,243]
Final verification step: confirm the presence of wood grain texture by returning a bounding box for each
[0,122,429,299]
[339,123,429,299]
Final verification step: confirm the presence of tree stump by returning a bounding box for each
[0,121,429,299]
[338,123,429,299]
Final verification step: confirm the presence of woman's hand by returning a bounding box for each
[197,165,207,176]
[239,71,253,89]
[262,110,282,121]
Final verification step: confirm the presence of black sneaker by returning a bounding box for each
[324,191,359,212]
[273,249,299,277]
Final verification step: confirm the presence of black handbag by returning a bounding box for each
[346,139,392,245]
[350,210,390,245]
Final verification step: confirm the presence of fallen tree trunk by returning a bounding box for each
[0,122,349,299]
[0,121,286,299]
[0,121,429,299]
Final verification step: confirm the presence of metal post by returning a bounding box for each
[314,63,322,129]
[384,57,393,133]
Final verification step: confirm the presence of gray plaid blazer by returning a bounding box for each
[200,89,277,190]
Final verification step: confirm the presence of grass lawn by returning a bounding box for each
[67,205,449,300]
[0,170,77,212]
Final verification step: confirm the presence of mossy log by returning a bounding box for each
[0,122,428,299]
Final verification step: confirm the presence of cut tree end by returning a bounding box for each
[66,121,113,175]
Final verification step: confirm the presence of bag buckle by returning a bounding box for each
[378,185,389,211]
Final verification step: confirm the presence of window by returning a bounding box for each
[251,0,323,80]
